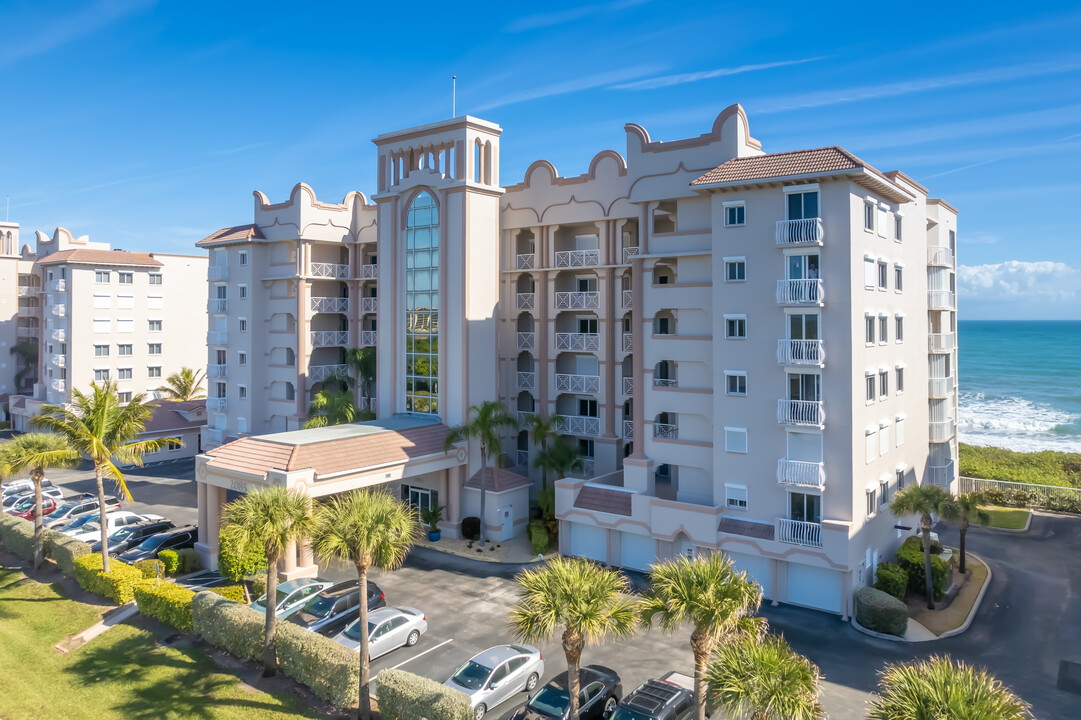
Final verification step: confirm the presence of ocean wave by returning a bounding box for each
[959,394,1081,452]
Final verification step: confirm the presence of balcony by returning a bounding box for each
[360,330,377,346]
[203,428,225,447]
[516,293,535,310]
[51,305,66,317]
[556,333,599,351]
[51,354,66,368]
[776,459,826,489]
[52,279,66,293]
[309,364,349,382]
[929,460,955,486]
[516,372,535,390]
[622,333,633,352]
[51,379,66,393]
[209,298,228,313]
[929,377,954,398]
[653,377,678,388]
[207,364,228,379]
[310,330,349,347]
[208,265,228,281]
[928,333,955,353]
[50,329,65,342]
[930,419,956,442]
[777,339,825,365]
[558,415,600,436]
[555,249,600,268]
[927,246,954,267]
[776,279,824,305]
[928,290,955,310]
[653,423,678,440]
[555,292,600,310]
[622,377,634,395]
[16,327,37,338]
[360,264,379,279]
[777,399,825,427]
[567,458,595,479]
[207,398,228,413]
[311,262,350,279]
[516,449,529,467]
[516,410,535,426]
[622,246,640,264]
[16,286,35,296]
[361,297,378,313]
[775,218,824,246]
[358,396,376,411]
[207,331,228,346]
[516,332,535,350]
[311,296,350,313]
[777,518,822,548]
[622,290,632,309]
[516,254,535,270]
[623,420,633,439]
[556,373,600,393]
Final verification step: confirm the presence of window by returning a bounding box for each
[877,261,888,290]
[94,369,110,381]
[866,373,875,404]
[118,344,132,356]
[117,295,134,309]
[147,366,162,378]
[238,352,248,367]
[895,315,904,343]
[725,484,748,510]
[237,417,247,433]
[117,319,133,333]
[724,258,746,282]
[725,372,747,396]
[724,203,745,227]
[786,189,819,220]
[118,391,132,403]
[149,273,162,285]
[865,316,875,345]
[166,439,182,451]
[93,319,110,333]
[894,265,903,292]
[880,422,890,455]
[949,229,956,251]
[285,383,295,401]
[239,251,248,266]
[894,215,903,241]
[864,257,876,288]
[93,294,111,309]
[877,205,888,238]
[725,427,748,453]
[118,368,132,380]
[896,467,906,490]
[148,320,162,332]
[725,315,746,339]
[118,272,133,284]
[148,295,163,309]
[405,191,440,415]
[238,385,248,399]
[896,415,906,447]
[866,427,877,463]
[148,343,162,355]
[879,370,889,398]
[896,366,905,394]
[239,284,248,299]
[95,270,110,283]
[879,316,888,344]
[239,318,248,332]
[93,345,109,357]
[864,201,875,232]
[866,489,877,517]
[880,479,890,507]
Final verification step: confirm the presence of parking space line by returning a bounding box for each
[388,638,454,670]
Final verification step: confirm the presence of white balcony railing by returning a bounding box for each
[517,293,535,310]
[361,297,378,313]
[623,420,633,439]
[516,410,535,426]
[558,415,600,436]
[777,518,823,548]
[360,264,379,279]
[622,333,633,352]
[16,286,34,296]
[928,290,955,309]
[310,330,349,347]
[209,298,228,313]
[16,327,37,338]
[777,399,825,426]
[653,378,678,388]
[516,254,535,270]
[207,331,228,346]
[360,330,377,346]
[207,364,228,379]
[929,460,955,486]
[653,423,678,440]
[357,396,376,411]
[556,333,599,351]
[51,379,66,393]
[203,428,225,447]
[51,305,66,317]
[555,291,600,310]
[929,377,954,397]
[930,419,956,442]
[556,373,600,394]
[311,262,350,279]
[311,296,350,313]
[50,328,64,342]
[309,364,349,382]
[516,449,529,467]
[555,249,600,268]
[207,397,228,413]
[516,372,535,390]
[776,459,826,489]
[622,377,634,395]
[208,265,228,281]
[567,458,595,479]
[776,279,824,305]
[52,279,66,293]
[622,290,632,308]
[928,333,955,353]
[517,332,535,350]
[775,218,824,246]
[51,354,65,367]
[776,339,825,365]
[927,246,954,267]
[622,246,640,263]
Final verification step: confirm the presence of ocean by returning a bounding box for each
[959,320,1081,452]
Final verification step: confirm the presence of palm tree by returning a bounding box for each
[524,413,563,489]
[534,434,585,487]
[705,633,824,720]
[889,483,953,609]
[157,366,207,401]
[304,388,356,428]
[868,655,1032,720]
[938,492,991,574]
[0,434,79,569]
[510,557,637,720]
[347,346,376,404]
[221,487,316,677]
[32,381,173,572]
[313,489,418,720]
[10,340,38,392]
[640,554,765,720]
[443,401,518,547]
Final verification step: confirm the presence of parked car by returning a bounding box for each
[608,673,693,720]
[8,495,60,520]
[332,606,427,659]
[43,495,121,529]
[90,518,176,554]
[250,578,334,619]
[445,644,545,720]
[2,486,63,509]
[66,512,163,543]
[510,665,622,720]
[1,478,55,497]
[116,525,198,563]
[58,510,142,537]
[289,580,386,635]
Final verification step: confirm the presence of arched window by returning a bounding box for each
[405,191,439,415]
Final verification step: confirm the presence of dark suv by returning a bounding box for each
[609,674,695,720]
[116,525,197,563]
[289,580,386,636]
[91,518,176,554]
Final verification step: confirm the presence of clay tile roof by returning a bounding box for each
[718,517,775,541]
[35,249,164,267]
[141,400,206,434]
[465,467,532,493]
[573,485,633,517]
[196,224,265,247]
[692,146,872,186]
[11,396,26,409]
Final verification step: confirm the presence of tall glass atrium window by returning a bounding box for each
[405,191,439,415]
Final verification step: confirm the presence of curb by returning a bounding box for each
[984,509,1033,534]
[850,616,910,643]
[938,552,992,639]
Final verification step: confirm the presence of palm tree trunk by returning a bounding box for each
[563,628,584,720]
[958,521,968,575]
[96,466,110,573]
[690,629,712,720]
[356,561,372,720]
[32,467,44,571]
[921,518,935,610]
[478,447,488,547]
[264,550,280,676]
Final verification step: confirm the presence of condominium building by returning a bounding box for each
[195,104,958,616]
[0,221,40,399]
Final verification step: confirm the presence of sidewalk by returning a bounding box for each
[412,531,545,564]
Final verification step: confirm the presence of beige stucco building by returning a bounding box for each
[195,104,958,616]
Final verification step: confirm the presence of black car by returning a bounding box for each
[511,665,622,720]
[116,525,197,563]
[609,674,695,720]
[288,580,386,636]
[90,518,176,554]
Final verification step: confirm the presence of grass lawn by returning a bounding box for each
[0,566,320,720]
[985,506,1030,530]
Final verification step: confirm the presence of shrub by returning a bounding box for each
[874,561,908,601]
[73,554,144,604]
[51,534,92,576]
[896,536,948,601]
[134,580,196,631]
[959,442,1081,487]
[247,573,267,601]
[157,549,181,575]
[192,591,265,662]
[378,668,473,720]
[177,548,202,574]
[460,516,480,541]
[276,620,360,706]
[135,559,165,579]
[210,584,246,603]
[74,553,111,597]
[855,587,908,638]
[0,515,34,559]
[528,520,548,555]
[218,530,266,583]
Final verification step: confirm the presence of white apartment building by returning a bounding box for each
[6,226,208,429]
[0,221,40,401]
[195,104,958,616]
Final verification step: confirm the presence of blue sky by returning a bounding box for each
[3,0,1080,319]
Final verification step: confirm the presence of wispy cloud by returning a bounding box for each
[210,142,271,157]
[475,64,663,111]
[964,232,1000,245]
[919,130,1081,180]
[0,0,154,66]
[959,261,1079,303]
[611,57,829,91]
[504,0,650,32]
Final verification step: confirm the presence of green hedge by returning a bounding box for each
[873,561,908,601]
[177,548,202,574]
[896,537,948,601]
[158,549,181,575]
[855,587,908,637]
[210,584,246,603]
[218,530,267,583]
[192,591,265,662]
[378,668,473,720]
[134,581,196,631]
[959,442,1081,487]
[248,573,267,601]
[0,515,34,559]
[51,534,92,576]
[527,520,548,556]
[135,559,165,579]
[72,554,143,604]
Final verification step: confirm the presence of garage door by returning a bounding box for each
[724,551,773,599]
[786,563,842,613]
[569,523,608,563]
[619,532,656,572]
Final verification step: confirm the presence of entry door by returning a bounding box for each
[408,487,431,512]
[789,492,822,523]
[500,506,513,538]
[788,373,821,402]
[788,313,819,341]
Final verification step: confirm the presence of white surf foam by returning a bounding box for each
[958,393,1081,452]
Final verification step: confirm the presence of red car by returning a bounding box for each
[10,496,59,520]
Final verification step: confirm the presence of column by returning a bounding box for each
[447,466,463,525]
[197,482,208,545]
[283,540,297,574]
[205,484,222,554]
[602,265,616,440]
[630,255,647,459]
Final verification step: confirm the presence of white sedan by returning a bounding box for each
[333,606,428,660]
[250,578,334,619]
[65,512,157,543]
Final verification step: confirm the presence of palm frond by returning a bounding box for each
[706,633,824,720]
[157,367,207,401]
[222,487,317,560]
[868,655,1032,720]
[312,489,418,571]
[0,433,80,477]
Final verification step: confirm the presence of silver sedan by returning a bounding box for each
[445,644,545,720]
[332,606,428,660]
